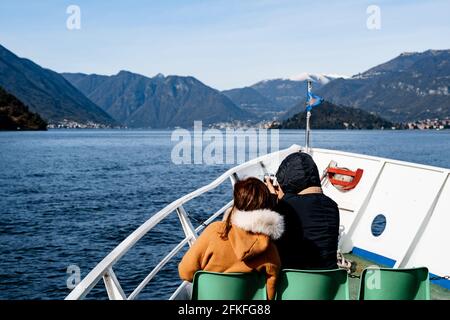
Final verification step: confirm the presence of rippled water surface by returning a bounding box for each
[0,129,449,299]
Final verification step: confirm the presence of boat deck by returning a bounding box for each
[344,253,450,300]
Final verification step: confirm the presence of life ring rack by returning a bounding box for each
[321,162,364,191]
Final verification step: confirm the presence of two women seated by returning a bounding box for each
[178,152,340,299]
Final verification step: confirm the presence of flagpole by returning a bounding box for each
[305,80,312,153]
[305,110,311,153]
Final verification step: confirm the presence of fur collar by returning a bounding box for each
[231,209,284,240]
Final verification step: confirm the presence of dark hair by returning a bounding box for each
[275,152,321,194]
[221,177,272,239]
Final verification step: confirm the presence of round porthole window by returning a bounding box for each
[371,214,386,237]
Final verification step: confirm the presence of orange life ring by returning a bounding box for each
[326,167,363,191]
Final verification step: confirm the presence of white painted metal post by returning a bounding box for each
[103,268,126,300]
[176,205,198,247]
[305,80,313,154]
[305,110,312,153]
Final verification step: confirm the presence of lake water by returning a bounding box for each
[0,129,449,299]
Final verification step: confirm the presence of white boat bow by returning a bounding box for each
[66,144,450,300]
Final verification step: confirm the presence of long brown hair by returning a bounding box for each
[221,177,272,239]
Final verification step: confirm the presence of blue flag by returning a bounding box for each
[305,81,323,111]
[306,91,323,111]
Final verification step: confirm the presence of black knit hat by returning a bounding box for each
[275,152,321,194]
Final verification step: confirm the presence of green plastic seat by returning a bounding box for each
[192,271,267,300]
[276,269,350,300]
[358,267,430,300]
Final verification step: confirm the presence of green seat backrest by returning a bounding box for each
[192,271,267,300]
[276,269,350,300]
[359,267,430,300]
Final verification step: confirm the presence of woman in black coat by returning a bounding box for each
[266,152,340,270]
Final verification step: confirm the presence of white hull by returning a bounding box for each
[66,145,450,300]
[313,148,449,279]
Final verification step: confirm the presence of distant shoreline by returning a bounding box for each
[2,123,449,132]
[49,125,448,131]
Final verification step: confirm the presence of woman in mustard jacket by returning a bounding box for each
[178,177,284,300]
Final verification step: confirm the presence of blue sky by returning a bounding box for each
[0,0,449,89]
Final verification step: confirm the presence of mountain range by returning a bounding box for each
[62,71,251,128]
[250,74,346,111]
[285,50,450,122]
[222,74,347,120]
[0,44,116,125]
[0,43,448,128]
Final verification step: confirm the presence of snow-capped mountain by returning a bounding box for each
[288,73,350,85]
[222,73,348,118]
[314,49,450,122]
[249,74,344,111]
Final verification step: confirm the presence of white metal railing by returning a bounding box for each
[127,200,233,300]
[65,145,301,300]
[66,143,450,300]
